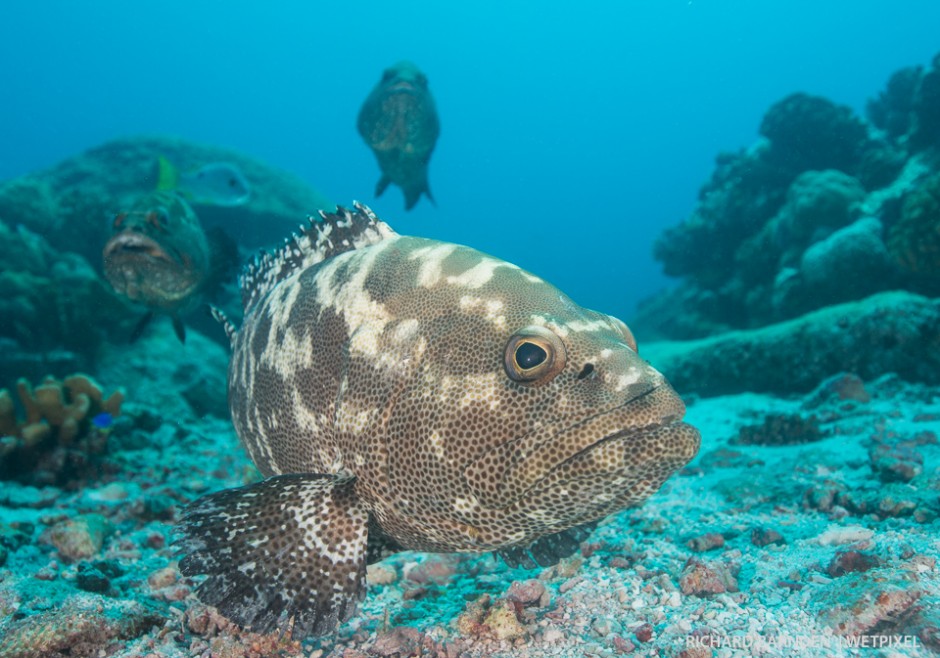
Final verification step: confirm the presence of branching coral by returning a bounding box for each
[0,374,124,485]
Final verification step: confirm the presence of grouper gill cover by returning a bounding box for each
[177,202,700,637]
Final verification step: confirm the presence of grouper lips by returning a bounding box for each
[465,385,700,509]
[103,231,176,266]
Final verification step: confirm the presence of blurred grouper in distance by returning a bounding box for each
[102,190,238,343]
[358,61,440,210]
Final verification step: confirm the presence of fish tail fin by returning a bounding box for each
[404,179,434,211]
[156,156,180,191]
[375,174,391,198]
[176,473,369,638]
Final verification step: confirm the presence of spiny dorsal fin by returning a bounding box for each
[210,305,237,348]
[239,202,396,313]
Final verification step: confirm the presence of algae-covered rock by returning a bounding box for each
[867,65,923,139]
[644,55,940,340]
[653,146,792,288]
[816,569,922,639]
[759,92,871,174]
[643,291,940,397]
[911,51,940,150]
[886,169,940,292]
[782,216,899,314]
[0,594,164,658]
[732,170,871,321]
[96,320,228,419]
[44,514,113,562]
[0,221,133,380]
[768,170,867,260]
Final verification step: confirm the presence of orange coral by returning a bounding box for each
[0,373,124,482]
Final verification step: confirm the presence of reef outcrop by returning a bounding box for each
[635,53,940,395]
[639,54,940,343]
[643,291,940,398]
[0,221,132,384]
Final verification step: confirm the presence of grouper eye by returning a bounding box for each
[504,325,567,385]
[515,342,546,369]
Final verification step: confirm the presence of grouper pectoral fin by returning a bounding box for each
[129,311,155,343]
[496,521,598,569]
[176,473,369,638]
[171,315,186,344]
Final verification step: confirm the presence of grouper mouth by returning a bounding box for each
[465,385,701,509]
[103,231,176,266]
[102,230,200,309]
[387,81,421,95]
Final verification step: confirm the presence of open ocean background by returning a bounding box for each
[3,0,939,320]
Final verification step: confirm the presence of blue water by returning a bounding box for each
[2,0,938,320]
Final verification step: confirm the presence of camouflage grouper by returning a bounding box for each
[178,203,700,637]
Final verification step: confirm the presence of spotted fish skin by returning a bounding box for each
[357,61,439,210]
[179,203,700,637]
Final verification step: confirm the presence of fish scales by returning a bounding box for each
[178,203,700,638]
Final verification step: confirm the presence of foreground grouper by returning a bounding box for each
[177,203,701,637]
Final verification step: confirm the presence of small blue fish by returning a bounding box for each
[92,412,114,429]
[157,156,251,207]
